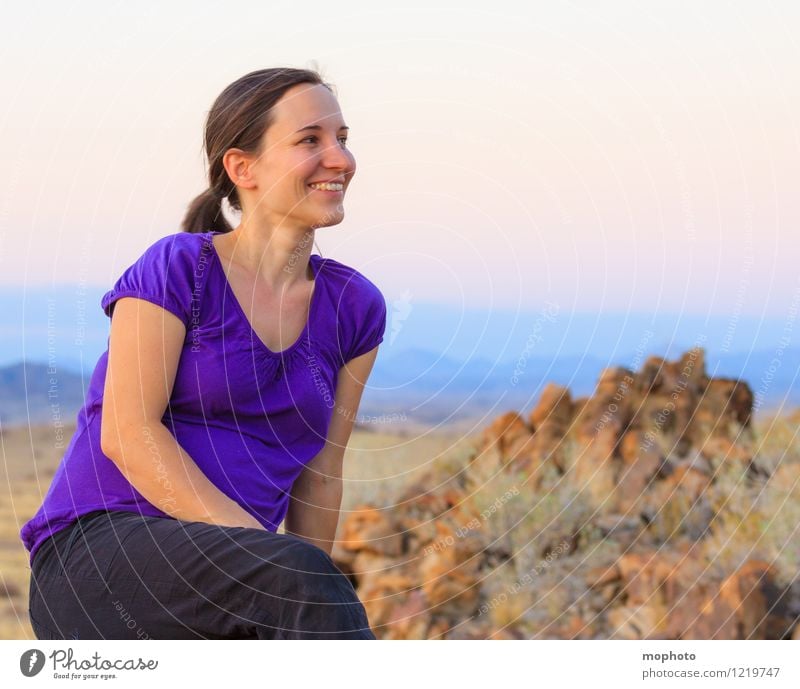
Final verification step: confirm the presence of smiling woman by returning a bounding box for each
[20,67,386,641]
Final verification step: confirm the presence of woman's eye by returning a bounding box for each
[300,135,348,147]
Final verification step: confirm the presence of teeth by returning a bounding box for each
[309,182,343,191]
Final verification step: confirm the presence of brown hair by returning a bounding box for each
[181,67,333,234]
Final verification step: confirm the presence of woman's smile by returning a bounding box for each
[308,181,344,197]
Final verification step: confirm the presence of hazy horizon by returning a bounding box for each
[3,284,797,366]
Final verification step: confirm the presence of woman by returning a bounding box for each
[20,67,386,640]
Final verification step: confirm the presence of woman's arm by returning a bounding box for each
[100,297,264,531]
[284,346,380,554]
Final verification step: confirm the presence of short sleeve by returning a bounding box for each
[340,272,387,364]
[100,234,195,326]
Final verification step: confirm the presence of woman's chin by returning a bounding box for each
[312,207,345,227]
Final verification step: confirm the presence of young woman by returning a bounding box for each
[20,67,386,640]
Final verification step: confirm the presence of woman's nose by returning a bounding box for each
[322,142,353,170]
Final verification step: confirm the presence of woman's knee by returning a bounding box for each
[255,539,373,638]
[245,536,354,601]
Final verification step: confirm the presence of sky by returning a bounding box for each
[1,0,798,322]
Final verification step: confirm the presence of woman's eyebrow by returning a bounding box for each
[294,124,350,133]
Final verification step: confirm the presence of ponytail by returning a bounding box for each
[181,188,233,234]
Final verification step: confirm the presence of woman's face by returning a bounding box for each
[245,82,356,231]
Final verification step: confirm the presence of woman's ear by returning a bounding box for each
[222,148,257,190]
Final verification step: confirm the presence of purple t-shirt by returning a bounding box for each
[20,230,386,564]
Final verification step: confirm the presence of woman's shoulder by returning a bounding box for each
[115,231,209,273]
[315,254,383,302]
[144,230,210,260]
[130,230,214,279]
[101,231,211,322]
[315,255,386,363]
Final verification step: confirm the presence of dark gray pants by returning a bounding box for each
[28,510,375,640]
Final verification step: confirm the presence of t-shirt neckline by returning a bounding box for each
[205,230,321,358]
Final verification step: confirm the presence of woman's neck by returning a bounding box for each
[214,222,316,289]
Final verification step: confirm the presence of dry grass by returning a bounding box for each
[0,422,68,640]
[4,410,799,640]
[702,415,800,587]
[339,427,474,512]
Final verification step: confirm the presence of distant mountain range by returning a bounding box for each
[3,344,797,431]
[4,286,800,369]
[0,361,89,428]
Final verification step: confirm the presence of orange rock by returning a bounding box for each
[716,561,770,638]
[670,560,780,639]
[529,383,574,430]
[586,562,621,588]
[350,550,407,591]
[419,545,481,615]
[657,465,712,503]
[479,411,531,456]
[339,504,404,557]
[426,618,452,639]
[638,355,669,393]
[383,589,431,640]
[608,603,669,639]
[353,552,419,634]
[704,378,753,428]
[616,551,681,607]
[524,384,575,472]
[560,613,596,639]
[504,431,538,471]
[612,430,666,511]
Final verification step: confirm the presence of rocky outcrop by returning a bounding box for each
[333,348,799,640]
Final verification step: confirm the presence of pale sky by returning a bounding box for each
[1,0,798,318]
